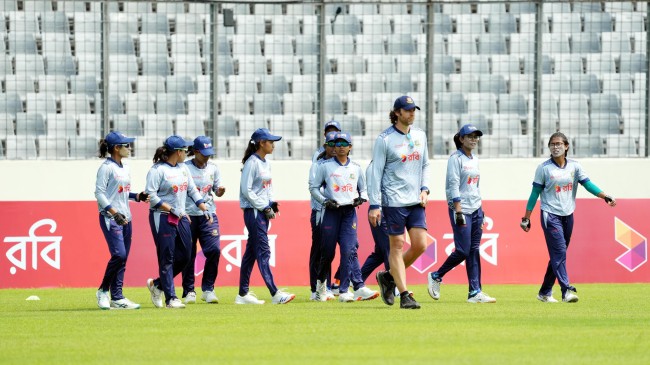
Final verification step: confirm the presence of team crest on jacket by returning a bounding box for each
[211,229,219,236]
[352,222,357,230]
[349,173,355,180]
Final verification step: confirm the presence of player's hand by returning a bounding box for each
[455,212,466,226]
[604,195,616,207]
[113,212,128,226]
[215,186,226,197]
[419,190,429,207]
[136,192,149,202]
[271,201,280,213]
[323,200,339,210]
[203,210,214,224]
[368,208,381,228]
[263,207,276,220]
[520,217,531,232]
[352,197,367,207]
[170,207,182,218]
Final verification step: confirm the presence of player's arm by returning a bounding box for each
[240,160,268,211]
[445,156,462,212]
[308,162,328,204]
[580,179,616,207]
[213,165,225,197]
[419,133,431,205]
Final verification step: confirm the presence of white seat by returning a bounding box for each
[584,13,613,33]
[324,94,343,114]
[69,75,98,96]
[156,2,185,14]
[187,93,211,119]
[112,114,143,136]
[289,136,318,159]
[447,34,477,55]
[236,55,267,74]
[467,93,497,115]
[263,35,294,56]
[45,55,75,76]
[69,135,98,159]
[349,3,378,15]
[616,12,645,33]
[509,33,535,55]
[236,15,266,35]
[488,14,516,34]
[509,75,535,94]
[455,14,486,34]
[216,115,237,138]
[499,93,528,116]
[415,33,445,55]
[335,55,366,74]
[108,76,133,97]
[268,115,300,137]
[232,35,262,57]
[519,13,549,34]
[253,93,282,114]
[542,33,570,54]
[174,55,204,76]
[45,113,76,137]
[601,73,633,93]
[393,14,424,35]
[477,34,507,55]
[74,33,102,55]
[109,13,139,34]
[359,15,389,35]
[302,55,332,74]
[26,92,56,114]
[571,33,601,53]
[461,55,489,74]
[141,54,170,76]
[125,93,155,114]
[355,74,385,93]
[570,74,600,94]
[15,54,45,75]
[573,134,603,157]
[479,74,507,94]
[366,55,396,73]
[432,113,459,137]
[238,115,268,138]
[156,93,186,115]
[135,75,166,95]
[175,14,205,35]
[0,1,17,11]
[442,4,471,14]
[176,115,206,138]
[270,55,301,76]
[510,135,533,157]
[166,75,197,95]
[448,74,478,93]
[551,13,581,33]
[542,74,571,94]
[605,134,638,157]
[228,74,259,94]
[73,12,101,34]
[133,136,164,159]
[5,136,37,159]
[259,75,289,94]
[431,13,452,34]
[170,34,201,57]
[291,75,317,94]
[585,54,616,73]
[220,93,251,115]
[332,15,361,35]
[41,12,69,34]
[109,55,139,77]
[386,34,416,55]
[522,55,553,74]
[346,92,375,114]
[436,93,467,114]
[591,113,621,135]
[324,74,351,95]
[601,32,632,54]
[619,54,646,73]
[479,137,511,157]
[295,35,319,56]
[459,113,490,134]
[272,16,300,35]
[633,32,646,53]
[384,73,413,93]
[16,112,46,135]
[142,114,174,138]
[558,113,590,135]
[356,34,385,55]
[141,13,169,35]
[558,94,589,117]
[591,94,621,115]
[5,74,36,95]
[326,35,354,56]
[491,55,521,75]
[139,34,169,56]
[492,114,523,135]
[60,94,91,115]
[8,11,40,33]
[78,114,100,137]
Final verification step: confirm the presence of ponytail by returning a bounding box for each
[453,133,462,150]
[98,139,110,158]
[241,139,259,165]
[152,145,175,163]
[389,110,398,124]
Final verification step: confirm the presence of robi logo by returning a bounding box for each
[172,182,188,193]
[554,183,573,193]
[340,184,354,192]
[401,151,421,162]
[332,184,340,192]
[467,176,479,185]
[117,184,131,193]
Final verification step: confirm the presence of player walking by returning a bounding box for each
[310,132,379,302]
[427,125,496,303]
[237,128,295,305]
[94,131,148,310]
[181,136,225,305]
[521,132,616,303]
[145,135,213,309]
[368,95,430,309]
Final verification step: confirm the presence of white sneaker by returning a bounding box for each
[353,286,379,301]
[272,290,296,304]
[467,291,497,303]
[563,289,579,303]
[235,292,265,305]
[201,290,219,304]
[427,272,442,300]
[339,291,354,302]
[96,289,110,310]
[310,292,318,301]
[110,298,141,310]
[147,278,164,308]
[166,298,186,309]
[537,294,559,303]
[315,280,328,302]
[325,290,336,301]
[184,291,196,304]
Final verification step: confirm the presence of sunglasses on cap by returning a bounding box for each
[116,143,131,148]
[176,148,188,152]
[326,141,351,147]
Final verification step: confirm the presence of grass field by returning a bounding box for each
[1,283,649,365]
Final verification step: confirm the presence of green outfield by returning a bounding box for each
[1,284,648,365]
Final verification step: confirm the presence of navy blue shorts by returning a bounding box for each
[383,205,427,236]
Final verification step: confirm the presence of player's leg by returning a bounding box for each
[252,210,279,297]
[403,206,428,269]
[541,211,570,297]
[181,219,200,300]
[337,208,357,295]
[98,215,127,297]
[198,213,221,302]
[466,209,483,294]
[309,209,320,294]
[152,213,180,305]
[238,209,259,297]
[361,215,390,282]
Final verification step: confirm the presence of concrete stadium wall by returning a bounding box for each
[0,158,648,201]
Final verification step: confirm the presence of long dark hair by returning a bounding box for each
[98,139,112,158]
[548,131,570,157]
[152,145,176,163]
[389,109,398,124]
[453,133,462,149]
[241,139,260,165]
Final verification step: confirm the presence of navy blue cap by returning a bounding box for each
[459,124,483,137]
[164,135,192,150]
[325,131,338,142]
[324,120,342,132]
[335,132,352,144]
[193,136,215,156]
[251,128,282,142]
[105,131,135,146]
[393,95,420,111]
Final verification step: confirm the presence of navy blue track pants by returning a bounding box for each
[98,214,132,300]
